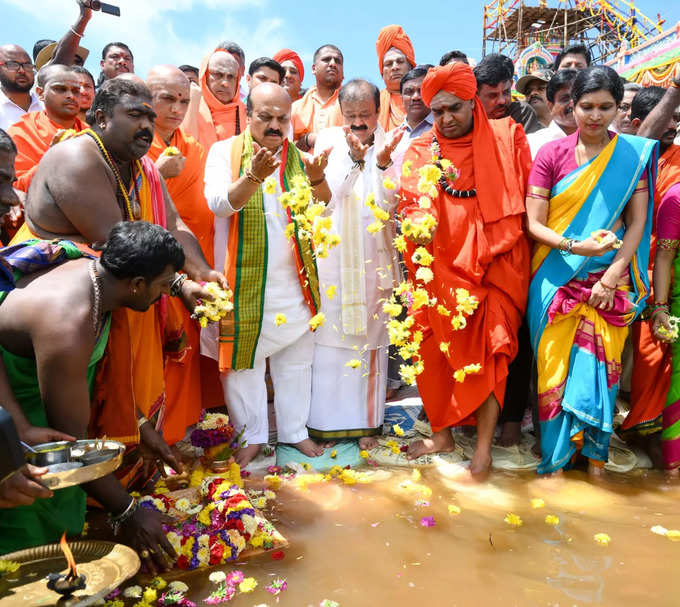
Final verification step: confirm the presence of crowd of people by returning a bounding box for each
[0,0,679,566]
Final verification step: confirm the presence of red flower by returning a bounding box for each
[177,555,189,569]
[271,550,285,560]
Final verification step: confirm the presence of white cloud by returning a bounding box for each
[7,0,289,78]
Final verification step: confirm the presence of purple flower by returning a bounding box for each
[420,516,436,527]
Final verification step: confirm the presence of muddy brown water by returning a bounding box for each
[151,467,680,607]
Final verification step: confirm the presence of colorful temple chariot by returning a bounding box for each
[482,1,668,79]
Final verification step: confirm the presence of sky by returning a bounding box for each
[2,0,680,88]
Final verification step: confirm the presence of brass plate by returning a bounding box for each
[0,541,140,607]
[40,440,125,490]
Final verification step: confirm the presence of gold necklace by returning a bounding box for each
[83,128,140,220]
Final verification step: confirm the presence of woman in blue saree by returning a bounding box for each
[525,66,658,476]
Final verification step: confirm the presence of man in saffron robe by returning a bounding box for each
[620,83,680,466]
[375,25,416,132]
[273,49,304,102]
[181,48,245,152]
[18,76,225,488]
[399,62,530,478]
[291,45,344,152]
[202,83,332,467]
[146,65,222,445]
[8,65,85,192]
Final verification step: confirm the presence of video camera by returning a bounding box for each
[85,1,121,17]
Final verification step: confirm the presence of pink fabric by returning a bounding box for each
[657,182,680,241]
[546,272,634,328]
[528,130,617,192]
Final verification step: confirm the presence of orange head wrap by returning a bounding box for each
[421,62,477,105]
[419,62,522,226]
[376,25,416,73]
[272,48,305,83]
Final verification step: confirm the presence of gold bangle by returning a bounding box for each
[245,169,263,184]
[137,416,149,429]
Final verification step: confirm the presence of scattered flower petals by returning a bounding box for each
[330,450,337,458]
[667,529,680,541]
[447,504,461,515]
[271,550,285,560]
[265,577,287,596]
[544,515,560,526]
[238,577,257,593]
[594,533,611,546]
[651,525,669,536]
[274,313,287,326]
[326,285,337,299]
[420,516,436,527]
[123,586,143,599]
[360,450,369,458]
[530,498,545,509]
[345,359,362,369]
[320,600,340,607]
[168,581,189,594]
[393,424,405,437]
[504,513,523,527]
[208,571,226,585]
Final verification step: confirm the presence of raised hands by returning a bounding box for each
[250,142,281,181]
[301,147,332,183]
[376,127,405,169]
[343,126,369,163]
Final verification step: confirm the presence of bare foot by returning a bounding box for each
[469,447,492,481]
[407,429,455,459]
[234,443,262,467]
[386,387,399,401]
[588,461,605,478]
[664,467,679,481]
[291,437,324,458]
[497,422,521,447]
[358,436,378,450]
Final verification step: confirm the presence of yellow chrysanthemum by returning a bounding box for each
[464,363,482,375]
[345,359,362,369]
[448,504,461,515]
[309,313,326,330]
[399,364,418,386]
[412,246,434,267]
[372,206,390,222]
[439,342,450,355]
[504,513,523,527]
[530,498,545,509]
[163,146,180,156]
[451,314,467,331]
[393,424,405,437]
[453,368,466,383]
[360,450,369,459]
[544,515,560,526]
[393,234,408,253]
[326,285,337,299]
[367,221,385,234]
[284,223,296,239]
[416,267,434,284]
[330,450,337,458]
[263,176,277,195]
[383,177,397,190]
[594,533,611,546]
[382,301,403,318]
[412,288,430,311]
[239,578,258,593]
[402,159,413,177]
[418,196,431,209]
[275,313,287,326]
[436,304,451,316]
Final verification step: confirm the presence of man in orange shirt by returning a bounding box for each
[8,64,85,192]
[621,82,680,467]
[398,62,530,479]
[273,49,304,102]
[181,47,245,152]
[146,65,222,445]
[291,44,344,152]
[375,24,416,132]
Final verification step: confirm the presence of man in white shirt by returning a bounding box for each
[202,83,332,467]
[308,79,403,449]
[527,69,578,159]
[0,45,42,131]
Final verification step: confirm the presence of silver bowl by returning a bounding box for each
[25,441,74,466]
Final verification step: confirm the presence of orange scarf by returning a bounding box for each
[378,88,405,132]
[8,110,85,192]
[291,86,343,141]
[146,129,214,265]
[192,51,246,151]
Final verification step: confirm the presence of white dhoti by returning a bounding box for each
[308,344,388,439]
[219,329,314,445]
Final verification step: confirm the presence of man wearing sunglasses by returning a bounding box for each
[0,45,42,131]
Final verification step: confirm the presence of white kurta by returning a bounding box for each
[308,126,399,437]
[201,136,313,445]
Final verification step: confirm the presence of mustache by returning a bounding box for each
[264,128,283,137]
[350,124,368,132]
[134,129,153,141]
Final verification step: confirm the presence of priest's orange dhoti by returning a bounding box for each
[146,128,223,445]
[398,62,530,431]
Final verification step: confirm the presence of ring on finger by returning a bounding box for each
[140,549,150,559]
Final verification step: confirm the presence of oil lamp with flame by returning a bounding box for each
[46,533,87,596]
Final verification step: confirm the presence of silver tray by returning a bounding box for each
[39,440,125,490]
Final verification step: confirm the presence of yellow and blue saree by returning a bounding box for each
[527,133,657,473]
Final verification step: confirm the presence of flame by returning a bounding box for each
[59,532,78,579]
